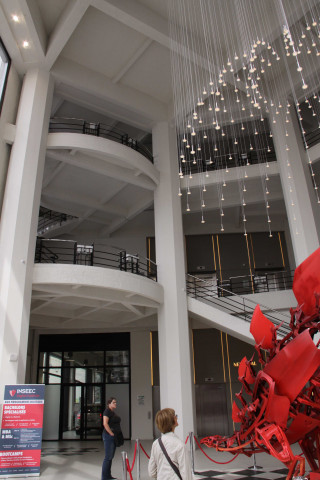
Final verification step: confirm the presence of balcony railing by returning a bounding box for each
[305,127,320,149]
[186,270,293,297]
[35,238,157,281]
[49,118,153,163]
[186,273,291,336]
[218,270,294,296]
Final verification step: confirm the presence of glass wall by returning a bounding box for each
[38,333,130,440]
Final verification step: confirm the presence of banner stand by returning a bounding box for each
[0,385,45,478]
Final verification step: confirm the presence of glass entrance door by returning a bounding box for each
[62,384,104,440]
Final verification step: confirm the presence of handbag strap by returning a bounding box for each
[158,437,183,480]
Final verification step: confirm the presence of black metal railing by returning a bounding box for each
[186,274,291,337]
[38,209,76,236]
[217,270,294,296]
[49,118,153,163]
[305,127,320,149]
[35,238,157,281]
[181,147,277,176]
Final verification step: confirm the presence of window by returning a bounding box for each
[0,38,10,114]
[38,349,130,384]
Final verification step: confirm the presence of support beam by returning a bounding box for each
[45,0,90,70]
[153,120,195,440]
[0,69,53,395]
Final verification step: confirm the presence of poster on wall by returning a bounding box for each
[0,384,45,477]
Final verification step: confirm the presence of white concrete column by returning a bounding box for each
[270,110,319,265]
[0,69,53,396]
[152,121,195,440]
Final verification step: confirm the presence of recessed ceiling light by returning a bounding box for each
[23,41,29,48]
[12,14,19,22]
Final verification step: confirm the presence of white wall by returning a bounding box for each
[243,290,296,311]
[0,65,21,210]
[130,331,153,439]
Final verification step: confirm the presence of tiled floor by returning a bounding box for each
[39,440,299,480]
[193,468,288,480]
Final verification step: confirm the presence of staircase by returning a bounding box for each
[186,274,291,343]
[37,207,78,237]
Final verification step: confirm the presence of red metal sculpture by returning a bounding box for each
[201,248,320,480]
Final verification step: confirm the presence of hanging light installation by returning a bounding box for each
[168,0,320,236]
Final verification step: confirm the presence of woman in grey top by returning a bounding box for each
[148,408,192,480]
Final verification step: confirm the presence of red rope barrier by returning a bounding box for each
[194,437,239,464]
[127,442,137,472]
[139,442,150,459]
[126,458,133,480]
[185,435,189,444]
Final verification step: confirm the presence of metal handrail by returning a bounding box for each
[38,209,76,235]
[221,270,293,295]
[181,146,277,175]
[35,238,157,281]
[186,270,294,296]
[186,274,291,336]
[305,127,320,149]
[49,117,153,163]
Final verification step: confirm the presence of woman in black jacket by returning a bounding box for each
[101,397,122,480]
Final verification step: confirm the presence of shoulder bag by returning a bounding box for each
[158,437,182,480]
[113,429,124,447]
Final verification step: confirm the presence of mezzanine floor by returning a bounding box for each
[40,440,301,480]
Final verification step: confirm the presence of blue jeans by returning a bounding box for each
[102,431,116,480]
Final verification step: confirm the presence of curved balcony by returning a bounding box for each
[35,238,157,281]
[49,117,153,163]
[32,238,161,329]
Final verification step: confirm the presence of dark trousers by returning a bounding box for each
[102,431,116,480]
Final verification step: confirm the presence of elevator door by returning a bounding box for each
[195,384,229,436]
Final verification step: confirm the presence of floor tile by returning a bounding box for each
[37,440,306,480]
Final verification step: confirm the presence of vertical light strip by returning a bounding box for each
[249,234,256,269]
[212,235,217,271]
[245,234,254,294]
[148,238,151,274]
[216,235,223,299]
[225,333,235,430]
[191,330,196,384]
[150,331,154,386]
[278,232,285,267]
[220,331,226,383]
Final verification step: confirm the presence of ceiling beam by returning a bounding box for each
[45,0,90,70]
[112,38,153,84]
[92,0,170,47]
[101,191,154,235]
[52,57,167,126]
[42,161,65,189]
[41,187,128,217]
[62,184,128,234]
[46,148,157,191]
[17,0,46,60]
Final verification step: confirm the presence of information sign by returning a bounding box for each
[0,385,45,477]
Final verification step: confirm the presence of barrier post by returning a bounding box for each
[121,451,127,480]
[189,432,195,474]
[136,439,140,480]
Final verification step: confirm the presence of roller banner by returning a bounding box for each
[0,385,45,477]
